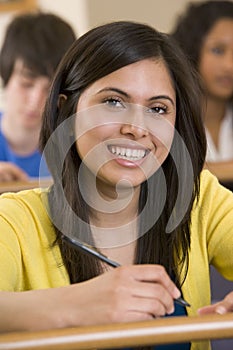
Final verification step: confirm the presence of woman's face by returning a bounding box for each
[75,59,176,190]
[199,18,233,100]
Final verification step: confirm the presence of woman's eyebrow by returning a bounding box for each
[97,87,175,106]
[97,87,130,98]
[149,95,175,106]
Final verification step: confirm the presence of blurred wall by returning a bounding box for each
[86,0,202,33]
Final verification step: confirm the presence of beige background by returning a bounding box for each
[86,0,201,33]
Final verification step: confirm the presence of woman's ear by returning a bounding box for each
[57,94,67,108]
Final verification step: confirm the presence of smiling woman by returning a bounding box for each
[0,20,233,350]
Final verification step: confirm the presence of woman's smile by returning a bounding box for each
[107,143,149,166]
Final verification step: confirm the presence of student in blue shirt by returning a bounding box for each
[0,12,76,181]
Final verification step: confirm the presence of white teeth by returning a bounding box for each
[108,145,146,161]
[126,149,131,157]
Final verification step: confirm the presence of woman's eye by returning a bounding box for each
[104,98,124,108]
[148,106,167,115]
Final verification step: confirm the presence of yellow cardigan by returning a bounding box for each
[0,170,233,349]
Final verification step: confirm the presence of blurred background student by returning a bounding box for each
[0,11,76,181]
[171,0,233,191]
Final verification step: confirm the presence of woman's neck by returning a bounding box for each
[91,185,140,228]
[89,181,141,250]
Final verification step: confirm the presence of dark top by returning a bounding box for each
[124,301,190,350]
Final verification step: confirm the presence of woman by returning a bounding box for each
[0,21,233,350]
[171,0,233,187]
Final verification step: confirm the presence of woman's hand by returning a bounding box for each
[0,264,181,332]
[198,291,233,315]
[66,264,181,326]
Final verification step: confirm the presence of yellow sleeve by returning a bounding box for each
[0,204,25,291]
[199,170,233,280]
[0,189,69,291]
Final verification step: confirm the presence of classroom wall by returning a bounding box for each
[85,0,202,33]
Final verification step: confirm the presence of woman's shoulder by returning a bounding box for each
[0,186,48,200]
[199,169,219,187]
[0,187,50,220]
[197,169,233,210]
[200,169,232,191]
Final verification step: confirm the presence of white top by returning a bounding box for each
[205,106,233,162]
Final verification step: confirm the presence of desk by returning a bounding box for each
[0,313,233,350]
[0,178,53,194]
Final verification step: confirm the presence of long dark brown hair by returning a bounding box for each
[40,20,206,311]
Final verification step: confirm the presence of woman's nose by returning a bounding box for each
[120,123,149,139]
[120,105,149,139]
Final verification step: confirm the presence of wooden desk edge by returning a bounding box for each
[0,313,233,349]
[0,178,53,193]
